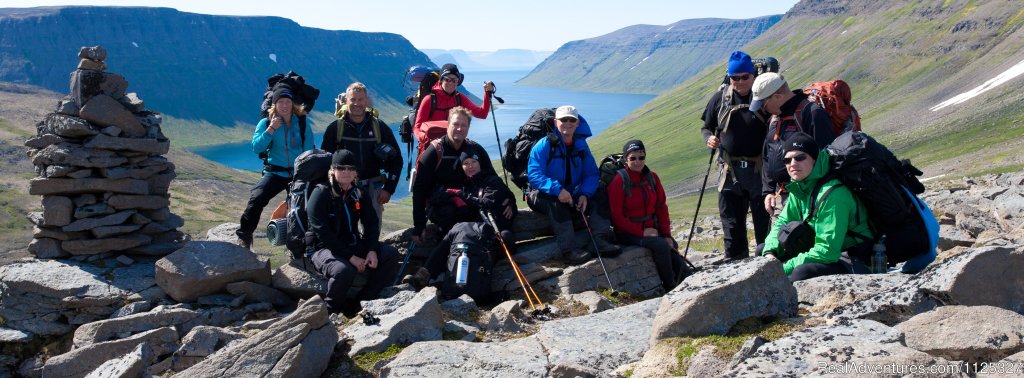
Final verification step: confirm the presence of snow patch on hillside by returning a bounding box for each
[931,59,1024,111]
[269,53,277,63]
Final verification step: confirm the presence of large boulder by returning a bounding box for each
[724,319,955,377]
[649,256,797,343]
[831,245,1024,325]
[895,305,1024,364]
[83,343,150,378]
[536,246,664,297]
[155,241,271,302]
[344,286,444,357]
[271,261,326,299]
[0,259,128,336]
[382,337,548,377]
[73,307,198,348]
[536,298,660,376]
[204,223,240,243]
[43,327,179,378]
[173,297,336,378]
[794,273,910,314]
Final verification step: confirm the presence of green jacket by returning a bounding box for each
[762,150,873,275]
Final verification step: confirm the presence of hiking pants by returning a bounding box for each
[238,173,291,239]
[527,190,613,253]
[787,252,867,282]
[618,234,685,292]
[311,244,400,314]
[718,160,770,259]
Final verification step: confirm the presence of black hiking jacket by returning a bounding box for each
[701,87,768,158]
[761,91,837,195]
[321,113,402,194]
[307,181,381,259]
[411,136,496,234]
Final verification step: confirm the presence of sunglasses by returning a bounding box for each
[334,165,357,171]
[628,155,646,161]
[783,154,811,165]
[558,117,578,123]
[729,74,753,81]
[441,76,460,83]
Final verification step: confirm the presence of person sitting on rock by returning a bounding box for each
[761,133,873,282]
[526,105,620,264]
[455,151,518,246]
[607,140,688,292]
[307,149,399,316]
[236,83,315,249]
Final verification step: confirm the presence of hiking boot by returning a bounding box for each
[565,248,592,265]
[236,234,253,251]
[594,234,622,257]
[401,267,430,289]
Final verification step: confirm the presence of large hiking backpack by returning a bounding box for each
[285,149,333,259]
[825,131,935,264]
[804,80,861,136]
[441,222,496,303]
[597,153,657,196]
[400,66,440,178]
[503,108,558,190]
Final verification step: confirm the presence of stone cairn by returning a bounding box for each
[23,45,184,258]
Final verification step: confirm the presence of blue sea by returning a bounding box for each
[190,70,656,199]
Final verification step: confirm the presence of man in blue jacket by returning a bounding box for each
[527,105,620,264]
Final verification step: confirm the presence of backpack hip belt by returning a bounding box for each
[357,175,386,187]
[264,163,292,174]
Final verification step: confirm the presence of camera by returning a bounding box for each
[752,57,780,75]
[374,143,398,163]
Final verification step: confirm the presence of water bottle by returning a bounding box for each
[454,243,470,286]
[871,236,888,274]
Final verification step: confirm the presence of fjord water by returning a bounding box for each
[190,70,655,199]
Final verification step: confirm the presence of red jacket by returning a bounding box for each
[414,83,491,151]
[607,167,670,238]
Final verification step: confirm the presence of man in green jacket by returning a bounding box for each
[762,133,873,282]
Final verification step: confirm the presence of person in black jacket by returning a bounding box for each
[307,149,399,316]
[456,151,518,242]
[751,73,837,220]
[700,51,771,260]
[321,82,402,226]
[411,107,512,242]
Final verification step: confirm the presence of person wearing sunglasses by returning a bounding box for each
[607,140,688,291]
[751,72,838,222]
[700,50,771,261]
[413,63,495,159]
[306,149,400,316]
[527,105,620,264]
[761,133,872,282]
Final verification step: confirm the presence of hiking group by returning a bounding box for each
[234,54,939,318]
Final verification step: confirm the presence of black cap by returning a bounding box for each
[783,132,819,158]
[271,83,294,104]
[440,63,460,78]
[332,149,356,167]
[458,151,480,164]
[623,139,645,155]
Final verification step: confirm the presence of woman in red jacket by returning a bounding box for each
[607,140,687,292]
[414,63,493,158]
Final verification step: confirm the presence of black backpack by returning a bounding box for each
[285,149,333,260]
[440,222,496,303]
[399,66,442,179]
[825,131,933,263]
[503,108,558,190]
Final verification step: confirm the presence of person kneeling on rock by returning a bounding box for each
[307,149,399,316]
[761,133,873,282]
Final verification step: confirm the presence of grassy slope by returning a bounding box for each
[590,0,1024,206]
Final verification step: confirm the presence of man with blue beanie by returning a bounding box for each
[700,50,770,261]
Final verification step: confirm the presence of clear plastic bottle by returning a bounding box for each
[871,236,888,274]
[454,243,470,286]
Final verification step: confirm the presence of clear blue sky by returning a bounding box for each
[4,0,798,50]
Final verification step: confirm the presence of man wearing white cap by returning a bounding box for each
[752,72,837,219]
[527,105,620,264]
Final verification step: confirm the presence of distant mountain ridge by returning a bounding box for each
[518,16,782,94]
[0,6,433,127]
[422,49,552,71]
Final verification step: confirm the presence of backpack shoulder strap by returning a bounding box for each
[431,139,444,170]
[299,115,307,146]
[370,112,381,144]
[617,168,632,197]
[806,176,841,221]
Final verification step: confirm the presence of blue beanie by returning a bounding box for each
[727,51,755,75]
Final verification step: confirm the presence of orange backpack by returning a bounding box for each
[804,80,862,135]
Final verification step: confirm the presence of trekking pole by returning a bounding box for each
[488,90,511,187]
[481,210,545,313]
[392,239,416,286]
[575,203,620,297]
[682,147,717,263]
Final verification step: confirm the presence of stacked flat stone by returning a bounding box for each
[23,45,183,258]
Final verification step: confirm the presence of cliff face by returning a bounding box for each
[588,0,1024,193]
[0,6,433,126]
[517,16,781,94]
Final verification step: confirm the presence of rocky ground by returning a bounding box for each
[0,170,1022,377]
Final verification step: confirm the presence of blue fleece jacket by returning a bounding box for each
[526,116,599,197]
[251,114,315,177]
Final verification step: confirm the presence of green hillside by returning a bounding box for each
[590,0,1024,195]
